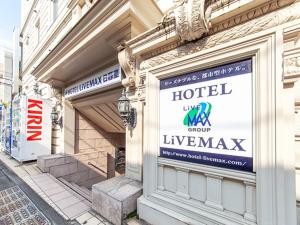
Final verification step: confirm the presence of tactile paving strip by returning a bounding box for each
[0,186,50,225]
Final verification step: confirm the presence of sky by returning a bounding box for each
[0,0,21,49]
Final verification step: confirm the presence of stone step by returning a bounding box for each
[71,182,92,201]
[58,178,92,203]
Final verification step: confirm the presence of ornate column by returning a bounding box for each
[116,0,212,182]
[118,46,136,88]
[118,45,143,181]
[285,32,300,215]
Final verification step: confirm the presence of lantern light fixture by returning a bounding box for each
[118,89,136,128]
[51,107,63,128]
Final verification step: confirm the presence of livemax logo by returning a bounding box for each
[27,99,43,141]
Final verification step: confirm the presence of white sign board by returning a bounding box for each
[160,59,253,172]
[64,65,121,99]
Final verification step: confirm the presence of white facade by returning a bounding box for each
[20,0,104,154]
[19,0,300,224]
[20,0,164,154]
[118,0,300,224]
[21,0,70,98]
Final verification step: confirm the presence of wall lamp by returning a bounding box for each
[118,89,136,128]
[51,107,63,128]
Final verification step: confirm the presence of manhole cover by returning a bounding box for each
[0,186,50,225]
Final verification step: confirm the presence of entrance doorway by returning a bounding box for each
[72,88,125,182]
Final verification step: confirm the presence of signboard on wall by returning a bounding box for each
[64,64,121,99]
[160,59,253,172]
[27,99,43,141]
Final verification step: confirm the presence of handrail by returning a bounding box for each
[87,161,107,174]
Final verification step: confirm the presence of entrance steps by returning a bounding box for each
[59,178,92,203]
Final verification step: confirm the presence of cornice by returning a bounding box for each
[31,0,125,79]
[208,0,239,12]
[118,0,212,89]
[137,0,298,70]
[127,19,176,50]
[126,0,295,63]
[210,0,294,34]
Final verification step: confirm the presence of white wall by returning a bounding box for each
[21,0,68,71]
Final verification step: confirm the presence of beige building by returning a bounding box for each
[20,0,300,224]
[121,0,300,224]
[20,0,162,223]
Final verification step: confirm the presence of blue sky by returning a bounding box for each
[0,0,20,48]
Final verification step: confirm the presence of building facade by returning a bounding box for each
[121,0,300,224]
[12,28,22,98]
[0,46,13,103]
[19,0,300,224]
[19,0,162,217]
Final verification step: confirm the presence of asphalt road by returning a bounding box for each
[0,159,80,225]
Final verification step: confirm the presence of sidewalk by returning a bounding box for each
[0,150,111,225]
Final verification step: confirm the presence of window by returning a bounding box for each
[52,0,58,22]
[25,35,29,46]
[35,19,40,45]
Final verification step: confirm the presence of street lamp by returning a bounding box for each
[118,89,136,128]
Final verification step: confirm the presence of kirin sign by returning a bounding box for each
[159,59,253,172]
[27,99,43,141]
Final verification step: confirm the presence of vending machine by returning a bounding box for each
[0,104,12,153]
[0,104,5,150]
[11,95,52,162]
[4,103,12,153]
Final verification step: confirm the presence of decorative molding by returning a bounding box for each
[284,33,300,83]
[244,181,256,222]
[209,0,294,34]
[128,1,260,55]
[158,157,256,183]
[118,45,136,88]
[140,0,300,70]
[207,0,238,12]
[137,85,146,102]
[161,0,211,42]
[127,0,211,54]
[284,55,300,83]
[141,40,181,61]
[128,0,294,61]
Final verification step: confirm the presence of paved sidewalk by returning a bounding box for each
[0,158,74,225]
[0,150,111,225]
